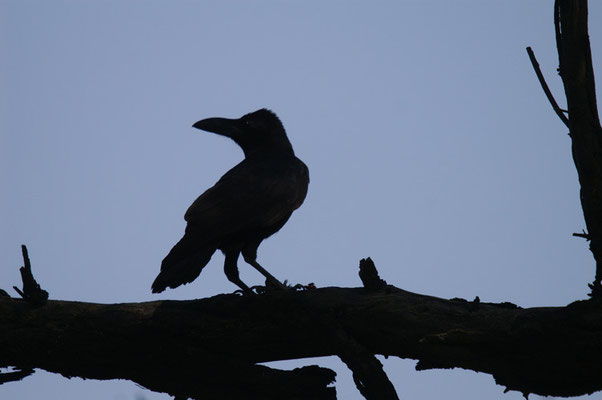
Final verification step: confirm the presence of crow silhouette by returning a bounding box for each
[152,109,309,294]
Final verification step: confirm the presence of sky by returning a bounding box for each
[1,1,602,399]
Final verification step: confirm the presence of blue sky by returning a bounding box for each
[2,1,601,399]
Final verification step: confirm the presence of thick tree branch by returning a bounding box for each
[1,285,601,398]
[555,0,602,297]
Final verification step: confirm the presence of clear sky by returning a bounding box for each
[2,1,602,399]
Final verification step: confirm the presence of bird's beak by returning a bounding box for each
[192,117,242,139]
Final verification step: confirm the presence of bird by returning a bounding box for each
[152,109,309,294]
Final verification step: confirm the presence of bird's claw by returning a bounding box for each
[233,288,256,296]
[232,285,275,295]
[261,280,317,292]
[234,281,316,295]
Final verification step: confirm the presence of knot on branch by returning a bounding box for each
[13,245,48,306]
[358,258,387,291]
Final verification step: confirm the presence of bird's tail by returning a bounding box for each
[151,233,215,293]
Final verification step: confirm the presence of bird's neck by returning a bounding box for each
[241,143,295,159]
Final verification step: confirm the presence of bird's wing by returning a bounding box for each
[183,159,308,240]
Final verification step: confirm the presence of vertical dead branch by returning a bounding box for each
[12,245,48,306]
[555,0,602,297]
[359,258,388,291]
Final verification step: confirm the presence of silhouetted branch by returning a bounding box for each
[139,361,336,400]
[0,368,34,385]
[358,258,388,291]
[12,245,48,306]
[335,329,398,400]
[573,230,591,240]
[526,46,570,127]
[555,0,602,298]
[1,274,601,399]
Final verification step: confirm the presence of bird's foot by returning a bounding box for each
[233,284,278,295]
[232,286,256,296]
[249,279,284,294]
[261,280,317,293]
[247,285,270,295]
[235,281,316,295]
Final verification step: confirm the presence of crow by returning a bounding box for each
[152,109,309,294]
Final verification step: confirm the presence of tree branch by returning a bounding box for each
[334,329,398,400]
[0,368,34,385]
[358,258,388,291]
[12,245,48,306]
[526,46,569,127]
[555,0,602,297]
[1,283,601,398]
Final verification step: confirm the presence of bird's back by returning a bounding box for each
[184,153,309,250]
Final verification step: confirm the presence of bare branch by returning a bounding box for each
[526,46,569,127]
[335,329,399,400]
[573,230,591,240]
[12,245,48,306]
[1,284,601,398]
[0,368,34,385]
[555,0,602,297]
[358,258,388,291]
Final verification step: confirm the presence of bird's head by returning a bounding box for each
[192,109,294,157]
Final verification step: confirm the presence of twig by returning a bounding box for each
[0,367,34,385]
[526,46,569,127]
[573,230,591,240]
[12,245,48,306]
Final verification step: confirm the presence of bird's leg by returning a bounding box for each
[241,251,287,290]
[224,252,253,294]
